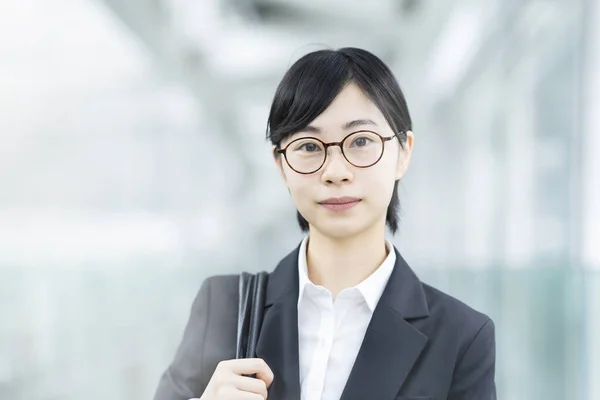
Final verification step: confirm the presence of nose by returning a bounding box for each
[320,146,353,185]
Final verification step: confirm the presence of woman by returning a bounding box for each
[154,47,496,400]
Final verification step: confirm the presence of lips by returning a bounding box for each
[319,197,361,211]
[319,197,361,205]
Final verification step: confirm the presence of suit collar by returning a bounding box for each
[264,243,430,313]
[379,247,430,319]
[256,244,302,400]
[339,247,430,400]
[264,243,300,306]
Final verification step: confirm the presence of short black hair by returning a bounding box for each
[266,47,412,234]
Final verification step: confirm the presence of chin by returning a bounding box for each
[310,219,368,240]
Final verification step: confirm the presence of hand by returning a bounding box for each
[200,358,274,399]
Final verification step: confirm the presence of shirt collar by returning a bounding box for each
[297,236,396,311]
[297,236,311,308]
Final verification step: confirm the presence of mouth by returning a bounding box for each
[318,197,361,211]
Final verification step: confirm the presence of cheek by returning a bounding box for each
[285,173,314,204]
[362,162,397,204]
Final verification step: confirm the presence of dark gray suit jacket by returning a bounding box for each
[153,246,496,400]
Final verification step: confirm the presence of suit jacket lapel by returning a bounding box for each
[254,245,431,400]
[340,248,430,400]
[255,247,301,400]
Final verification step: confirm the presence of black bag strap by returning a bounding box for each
[236,271,269,359]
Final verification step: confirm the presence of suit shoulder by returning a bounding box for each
[421,282,492,335]
[203,274,239,288]
[191,274,238,307]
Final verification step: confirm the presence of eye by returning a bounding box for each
[350,135,374,147]
[294,140,323,153]
[301,143,319,152]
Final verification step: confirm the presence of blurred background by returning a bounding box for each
[1,0,599,399]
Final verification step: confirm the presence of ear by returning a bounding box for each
[273,146,288,184]
[395,130,414,180]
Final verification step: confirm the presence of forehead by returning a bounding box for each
[309,83,388,129]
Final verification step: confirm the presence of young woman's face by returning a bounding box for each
[276,83,414,239]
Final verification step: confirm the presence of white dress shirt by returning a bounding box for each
[297,236,396,400]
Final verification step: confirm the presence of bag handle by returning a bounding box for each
[236,271,269,359]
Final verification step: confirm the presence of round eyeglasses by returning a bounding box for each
[276,130,403,174]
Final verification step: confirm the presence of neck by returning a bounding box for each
[306,223,389,298]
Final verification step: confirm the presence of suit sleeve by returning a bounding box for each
[448,318,497,400]
[153,277,213,400]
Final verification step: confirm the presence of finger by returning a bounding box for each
[232,375,268,398]
[246,359,274,388]
[224,358,274,386]
[255,364,274,389]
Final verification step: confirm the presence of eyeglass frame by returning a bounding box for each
[275,130,406,175]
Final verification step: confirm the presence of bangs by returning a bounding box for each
[266,50,353,146]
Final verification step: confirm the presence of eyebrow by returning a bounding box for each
[299,119,378,134]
